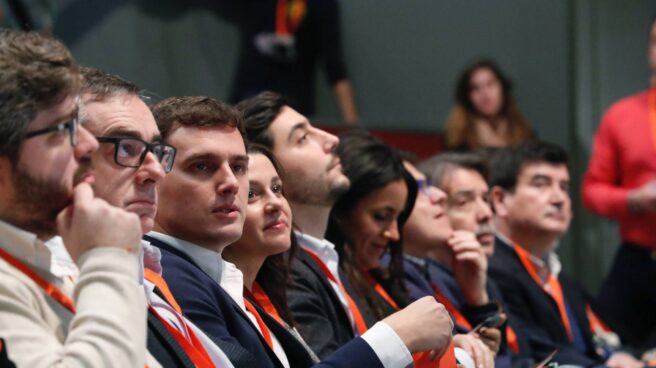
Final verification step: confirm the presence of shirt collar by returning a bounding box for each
[496,232,562,281]
[402,253,427,268]
[147,231,224,284]
[44,236,78,279]
[0,219,54,275]
[295,231,337,258]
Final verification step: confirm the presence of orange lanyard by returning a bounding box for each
[245,283,283,325]
[144,269,216,368]
[429,283,472,330]
[506,325,520,353]
[513,244,574,342]
[0,247,75,313]
[361,271,400,310]
[243,298,274,350]
[648,88,656,150]
[275,0,306,36]
[585,304,611,334]
[303,249,369,335]
[148,306,215,368]
[144,268,182,314]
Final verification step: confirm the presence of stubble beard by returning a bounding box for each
[285,171,350,207]
[6,157,94,238]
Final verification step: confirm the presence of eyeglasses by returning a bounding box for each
[416,178,432,196]
[96,136,176,173]
[24,117,78,146]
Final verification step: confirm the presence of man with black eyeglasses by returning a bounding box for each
[71,67,235,368]
[0,30,148,367]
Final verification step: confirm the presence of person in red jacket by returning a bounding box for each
[581,17,656,350]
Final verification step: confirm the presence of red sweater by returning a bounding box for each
[582,89,656,248]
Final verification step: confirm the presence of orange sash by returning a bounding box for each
[144,269,216,368]
[429,283,473,330]
[245,283,284,325]
[148,306,215,368]
[506,325,520,353]
[303,249,369,335]
[0,247,75,313]
[362,271,456,368]
[362,271,400,310]
[244,298,274,350]
[513,244,574,342]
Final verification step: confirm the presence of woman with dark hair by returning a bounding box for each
[326,131,494,368]
[445,59,533,151]
[326,130,418,322]
[223,144,320,366]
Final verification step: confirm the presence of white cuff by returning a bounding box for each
[455,347,475,368]
[361,321,413,368]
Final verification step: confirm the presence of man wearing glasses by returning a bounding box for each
[0,30,147,367]
[78,66,234,368]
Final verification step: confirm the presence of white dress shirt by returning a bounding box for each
[295,231,413,368]
[147,231,291,368]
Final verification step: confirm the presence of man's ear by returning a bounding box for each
[489,186,509,218]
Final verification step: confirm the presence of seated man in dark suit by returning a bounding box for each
[79,68,232,368]
[237,91,455,366]
[148,95,449,368]
[488,141,644,367]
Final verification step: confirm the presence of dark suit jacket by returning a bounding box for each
[287,249,355,359]
[488,236,604,366]
[148,235,383,368]
[146,235,275,368]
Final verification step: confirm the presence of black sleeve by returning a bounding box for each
[489,267,600,367]
[315,0,348,84]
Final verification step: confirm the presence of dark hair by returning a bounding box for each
[0,30,80,158]
[326,130,417,321]
[150,96,244,143]
[245,143,298,327]
[81,67,142,101]
[418,151,489,189]
[488,140,569,192]
[238,91,288,150]
[446,59,533,150]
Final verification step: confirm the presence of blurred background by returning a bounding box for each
[1,0,654,293]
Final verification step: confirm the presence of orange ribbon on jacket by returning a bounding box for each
[148,306,216,368]
[0,247,76,313]
[429,283,473,330]
[144,269,216,368]
[362,271,400,310]
[363,270,456,368]
[243,298,275,350]
[513,244,574,342]
[303,248,369,335]
[245,282,284,326]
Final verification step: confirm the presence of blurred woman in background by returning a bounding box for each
[445,59,533,151]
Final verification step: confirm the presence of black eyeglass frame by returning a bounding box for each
[24,117,78,146]
[96,136,176,173]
